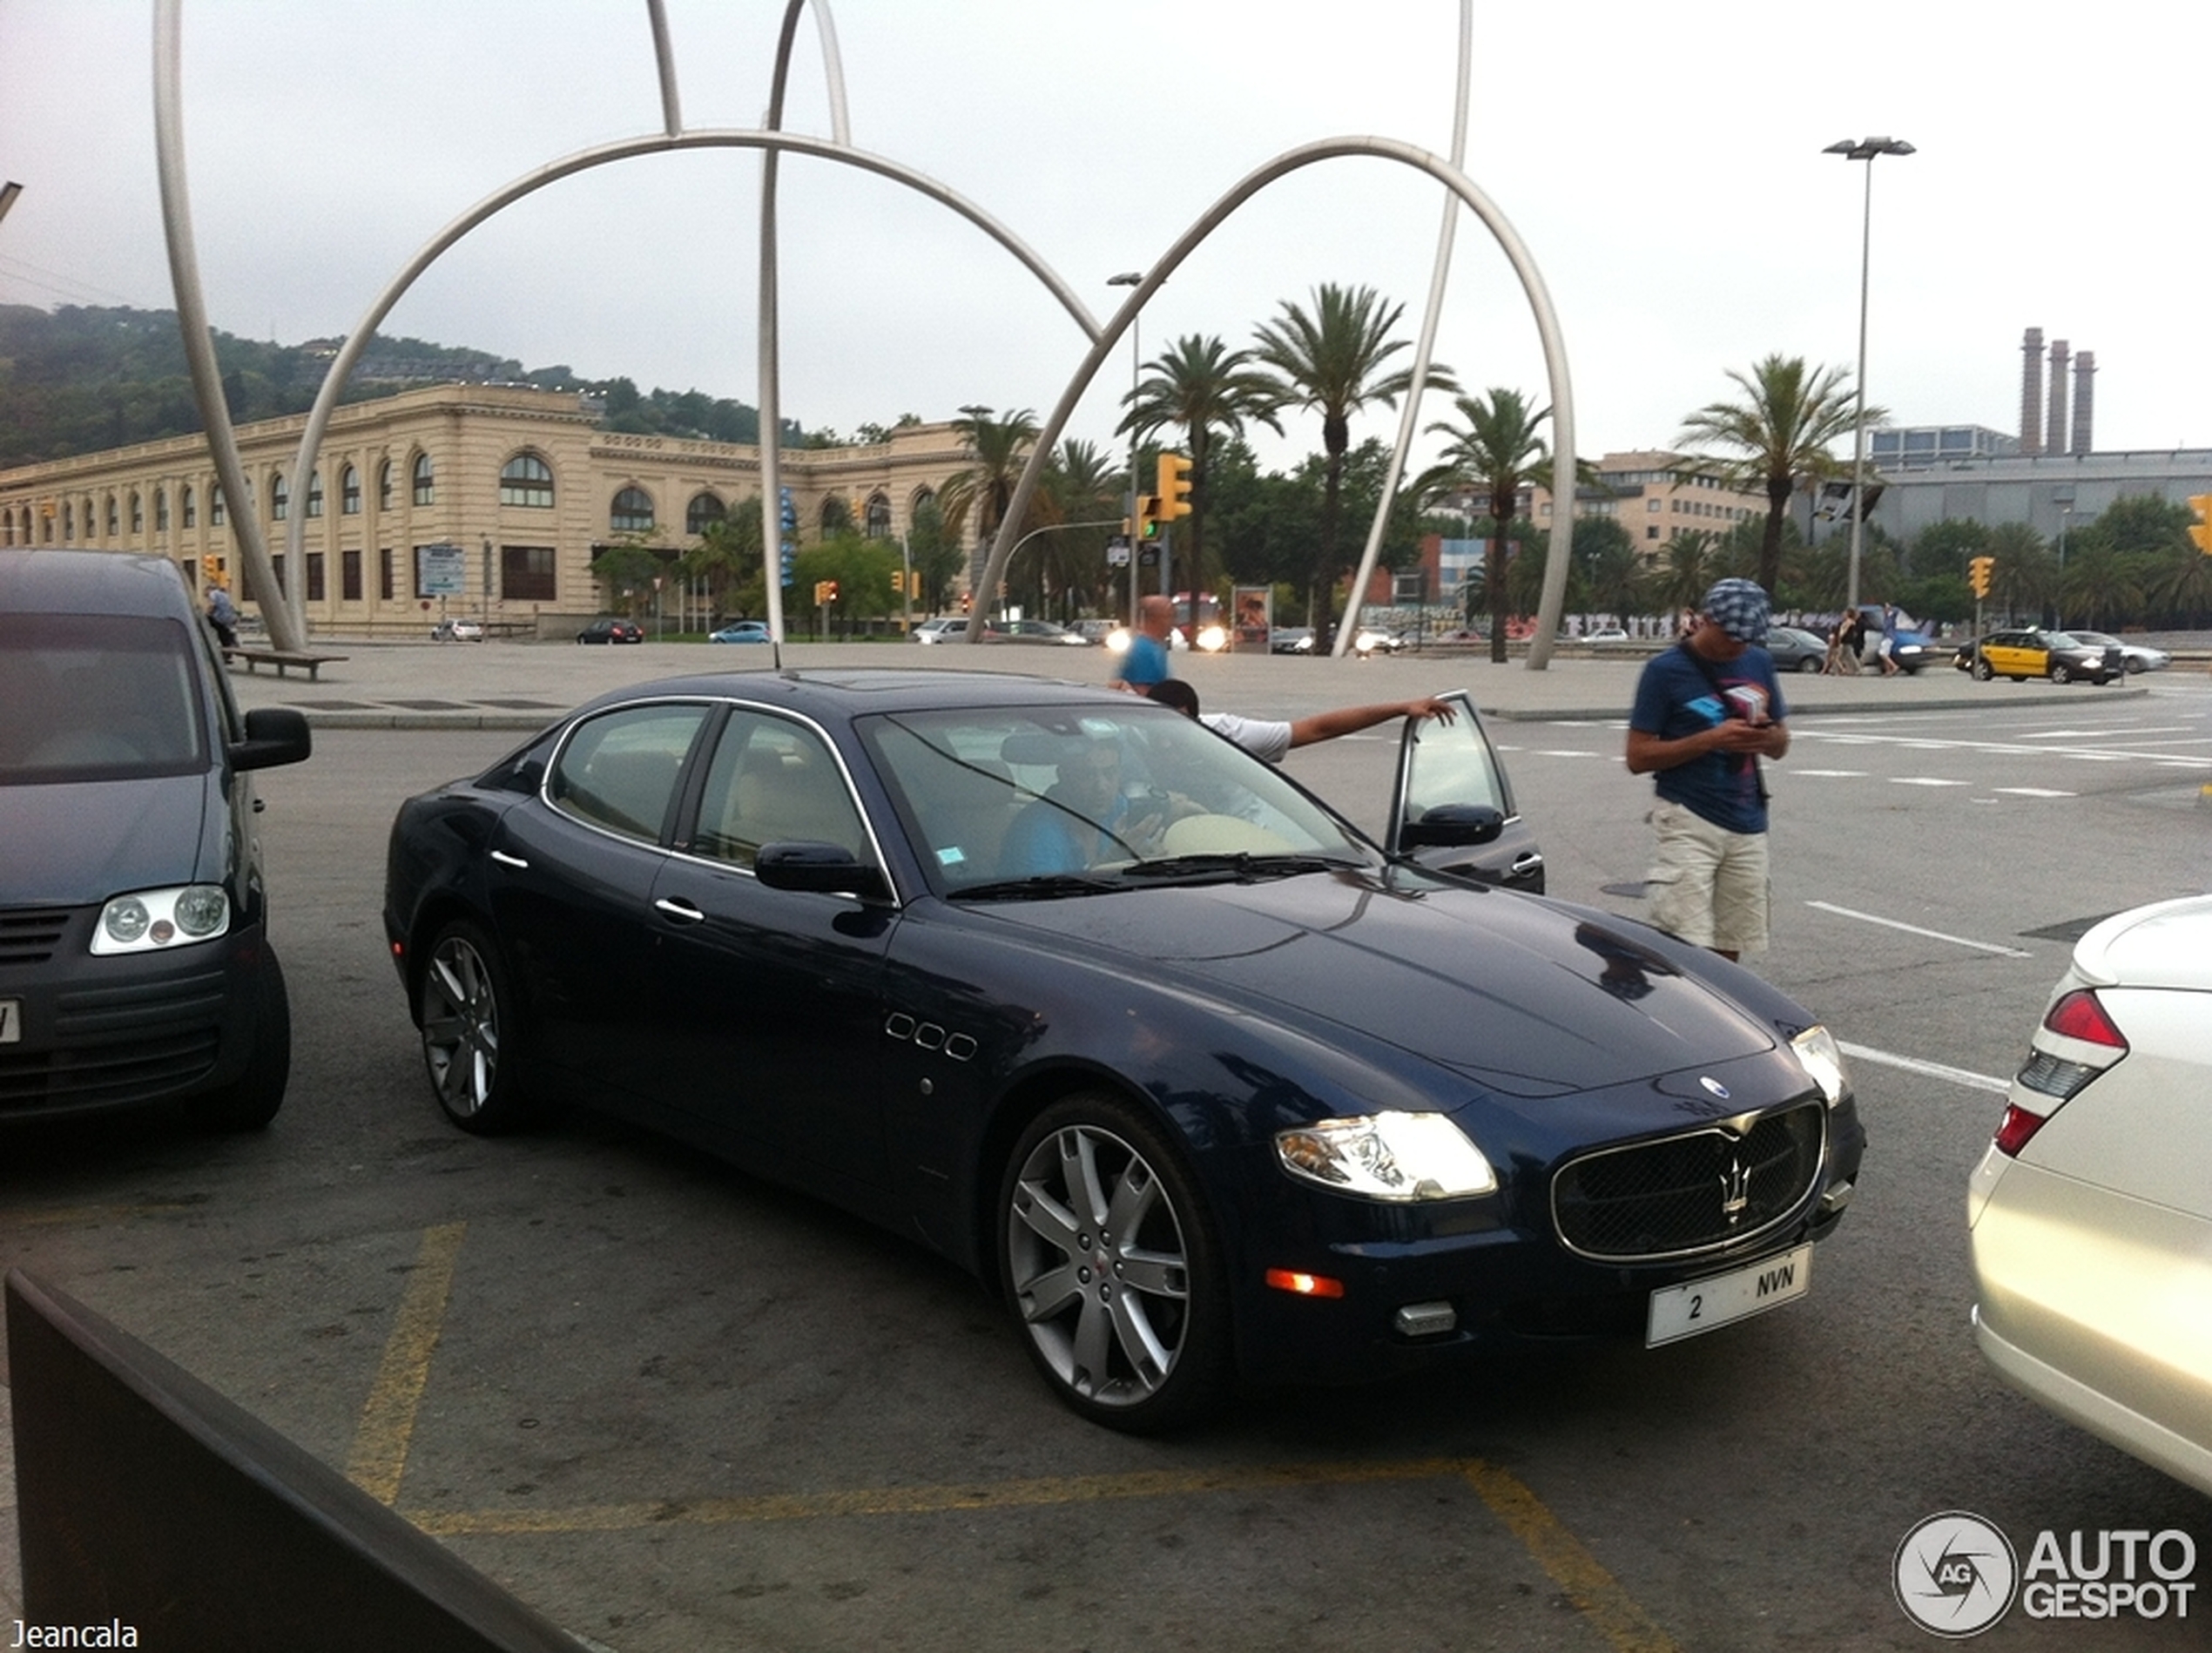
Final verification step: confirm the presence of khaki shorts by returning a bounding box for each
[1645,800,1770,955]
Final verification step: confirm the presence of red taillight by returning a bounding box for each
[1264,1268,1345,1299]
[2044,988,2127,1050]
[1993,1103,2048,1157]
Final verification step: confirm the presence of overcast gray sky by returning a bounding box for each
[3,1,2206,478]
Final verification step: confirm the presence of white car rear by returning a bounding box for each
[1967,894,2212,1495]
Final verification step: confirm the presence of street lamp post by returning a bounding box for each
[1108,271,1142,627]
[1824,135,1913,617]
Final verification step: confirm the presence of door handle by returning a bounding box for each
[654,897,706,924]
[490,849,529,869]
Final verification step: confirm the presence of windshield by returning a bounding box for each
[860,701,1374,898]
[0,612,208,783]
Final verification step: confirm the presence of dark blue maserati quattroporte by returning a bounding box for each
[382,669,1863,1431]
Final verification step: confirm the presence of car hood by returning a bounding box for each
[975,873,1778,1096]
[0,773,216,906]
[2068,895,2212,993]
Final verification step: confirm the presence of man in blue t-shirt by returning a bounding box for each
[1625,577,1790,960]
[1109,595,1175,693]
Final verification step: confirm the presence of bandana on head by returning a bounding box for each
[1702,578,1770,644]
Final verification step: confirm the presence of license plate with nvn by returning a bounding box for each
[1646,1245,1812,1346]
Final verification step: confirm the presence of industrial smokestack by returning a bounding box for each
[2020,327,2044,455]
[2046,340,2070,457]
[2071,350,2094,455]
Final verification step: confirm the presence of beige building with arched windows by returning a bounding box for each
[0,382,971,632]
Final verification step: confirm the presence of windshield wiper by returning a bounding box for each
[948,872,1130,902]
[1122,853,1363,884]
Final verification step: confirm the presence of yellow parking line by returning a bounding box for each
[346,1220,466,1505]
[409,1455,1679,1653]
[1461,1460,1683,1653]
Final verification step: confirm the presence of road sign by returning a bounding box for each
[1106,535,1130,568]
[416,541,466,597]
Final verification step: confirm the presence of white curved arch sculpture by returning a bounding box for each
[974,135,1575,668]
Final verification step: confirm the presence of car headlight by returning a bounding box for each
[1194,624,1228,652]
[1276,1111,1498,1201]
[1790,1024,1849,1107]
[91,885,231,955]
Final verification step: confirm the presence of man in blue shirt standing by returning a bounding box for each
[1624,577,1790,961]
[1109,595,1175,693]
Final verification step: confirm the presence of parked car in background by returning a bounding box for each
[1953,629,2123,685]
[709,620,772,644]
[1270,626,1316,654]
[432,616,484,642]
[2066,630,2169,674]
[1969,894,2212,1496]
[982,617,1093,646]
[577,618,644,645]
[1764,625,1830,673]
[1,549,313,1130]
[384,667,1858,1432]
[912,617,970,644]
[1350,626,1404,655]
[1580,626,1630,644]
[1070,619,1117,644]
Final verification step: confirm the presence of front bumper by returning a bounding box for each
[0,909,276,1123]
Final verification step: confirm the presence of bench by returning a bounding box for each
[220,647,349,682]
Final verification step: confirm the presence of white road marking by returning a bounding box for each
[1792,769,1868,778]
[1890,777,1970,786]
[1992,786,2075,798]
[1805,900,2034,957]
[1839,1042,2011,1096]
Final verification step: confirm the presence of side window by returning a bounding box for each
[548,704,710,843]
[1399,692,1510,822]
[691,712,864,868]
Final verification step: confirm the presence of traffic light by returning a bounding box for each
[200,554,221,585]
[2189,495,2212,555]
[1156,453,1194,522]
[813,579,839,604]
[1968,555,1994,598]
[1136,494,1163,540]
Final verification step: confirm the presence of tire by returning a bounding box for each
[2124,657,2145,675]
[999,1092,1231,1433]
[417,919,531,1133]
[2050,663,2073,684]
[1796,656,1821,674]
[185,948,290,1130]
[1971,657,1993,681]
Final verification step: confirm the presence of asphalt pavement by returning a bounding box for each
[0,629,2155,1629]
[212,630,2134,730]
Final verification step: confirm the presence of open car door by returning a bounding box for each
[1384,689,1545,893]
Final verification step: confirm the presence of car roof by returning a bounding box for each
[0,548,196,621]
[568,666,1130,721]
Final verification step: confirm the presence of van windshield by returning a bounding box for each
[0,613,208,782]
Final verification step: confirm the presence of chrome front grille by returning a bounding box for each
[1552,1103,1826,1262]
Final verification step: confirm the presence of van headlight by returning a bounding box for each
[1276,1112,1498,1201]
[1790,1024,1849,1106]
[92,885,231,955]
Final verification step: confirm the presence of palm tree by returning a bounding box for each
[1037,437,1124,618]
[1119,334,1282,622]
[1412,388,1557,663]
[1252,284,1454,641]
[938,406,1042,604]
[1677,355,1873,597]
[1653,529,1722,614]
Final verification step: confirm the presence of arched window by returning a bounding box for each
[412,453,435,506]
[182,484,197,528]
[341,465,361,515]
[155,489,170,531]
[610,486,655,533]
[378,460,394,510]
[270,474,289,522]
[105,494,118,536]
[305,469,323,518]
[866,493,893,538]
[210,485,226,527]
[685,491,725,536]
[63,503,74,539]
[500,453,554,508]
[131,491,145,533]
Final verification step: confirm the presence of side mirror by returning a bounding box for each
[1398,802,1504,850]
[229,706,312,773]
[756,841,889,900]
